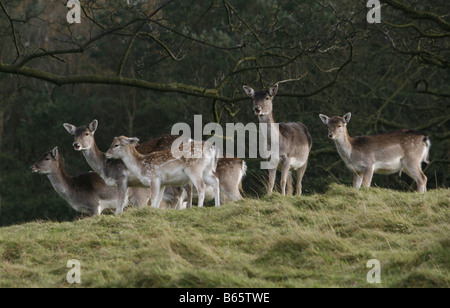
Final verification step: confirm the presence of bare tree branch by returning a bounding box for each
[0,0,21,63]
[383,0,450,32]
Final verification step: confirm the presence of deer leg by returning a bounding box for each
[296,163,308,195]
[362,166,374,188]
[190,174,206,208]
[177,187,188,210]
[156,186,166,208]
[115,180,129,215]
[91,204,101,217]
[95,205,101,217]
[268,168,277,194]
[286,172,294,195]
[280,158,291,196]
[402,162,427,193]
[186,183,193,208]
[223,182,242,202]
[219,175,241,203]
[150,180,161,209]
[417,169,427,193]
[204,173,220,207]
[168,186,185,210]
[418,170,428,194]
[197,181,206,208]
[353,173,363,189]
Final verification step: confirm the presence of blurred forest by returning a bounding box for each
[0,0,448,226]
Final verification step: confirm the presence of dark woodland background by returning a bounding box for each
[0,0,448,226]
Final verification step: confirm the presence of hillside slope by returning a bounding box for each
[0,184,449,288]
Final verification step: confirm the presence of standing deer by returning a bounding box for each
[319,113,430,193]
[31,147,127,216]
[105,136,220,208]
[138,134,246,203]
[63,121,183,214]
[243,84,312,195]
[64,121,245,209]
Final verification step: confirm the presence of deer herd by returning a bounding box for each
[31,85,431,217]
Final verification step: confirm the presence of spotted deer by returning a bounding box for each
[319,113,430,193]
[31,147,130,216]
[243,84,312,195]
[105,136,220,208]
[63,121,184,214]
[139,134,246,203]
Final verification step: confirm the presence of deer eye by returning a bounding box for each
[85,133,89,136]
[114,144,119,148]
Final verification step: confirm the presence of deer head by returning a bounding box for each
[31,147,60,174]
[243,84,279,116]
[105,136,140,160]
[319,113,352,140]
[63,120,98,151]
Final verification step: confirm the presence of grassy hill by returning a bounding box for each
[0,184,448,288]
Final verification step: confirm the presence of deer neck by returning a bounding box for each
[258,111,276,125]
[82,141,107,176]
[47,161,73,202]
[120,148,146,180]
[258,112,279,143]
[334,130,353,163]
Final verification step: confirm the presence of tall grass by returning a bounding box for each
[0,184,448,288]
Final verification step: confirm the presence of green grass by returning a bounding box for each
[0,184,449,288]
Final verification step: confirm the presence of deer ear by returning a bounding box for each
[243,85,255,98]
[51,147,59,159]
[89,119,98,133]
[124,137,140,146]
[319,114,330,125]
[269,84,279,97]
[343,113,352,123]
[63,123,76,135]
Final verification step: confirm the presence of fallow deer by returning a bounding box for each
[138,134,246,203]
[63,121,185,213]
[31,147,129,216]
[319,113,430,193]
[243,84,312,195]
[105,136,220,208]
